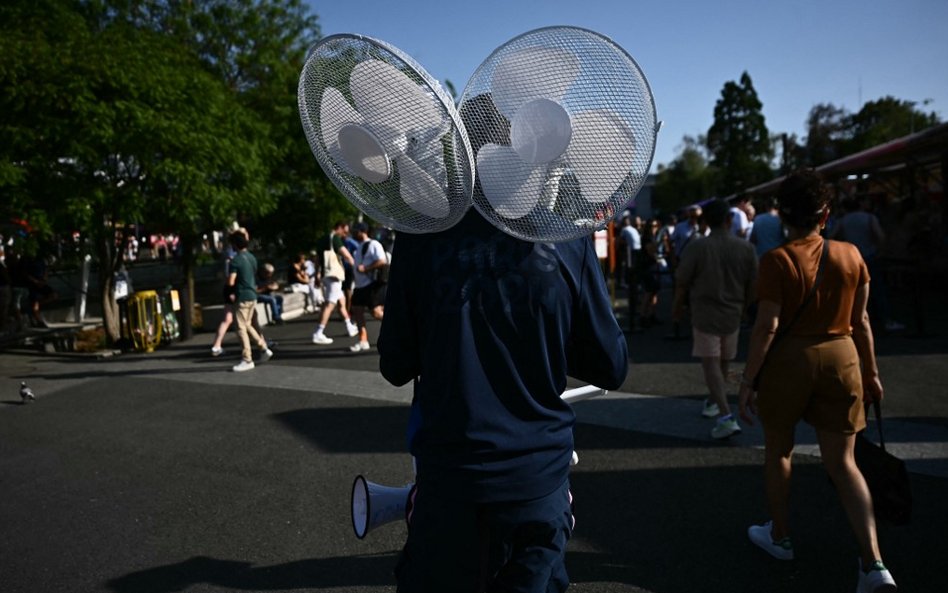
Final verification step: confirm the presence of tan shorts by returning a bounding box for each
[691,328,739,360]
[757,335,866,434]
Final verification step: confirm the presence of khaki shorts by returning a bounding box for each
[757,335,866,434]
[692,327,739,360]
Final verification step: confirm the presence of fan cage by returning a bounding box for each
[459,26,658,243]
[299,34,475,234]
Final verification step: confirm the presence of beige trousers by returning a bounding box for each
[235,301,265,362]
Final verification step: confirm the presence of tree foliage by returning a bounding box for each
[706,71,774,196]
[847,96,939,152]
[0,0,351,341]
[796,97,941,167]
[653,136,717,214]
[661,74,941,199]
[803,102,850,166]
[775,132,807,176]
[94,0,355,253]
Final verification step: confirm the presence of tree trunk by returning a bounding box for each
[178,234,197,341]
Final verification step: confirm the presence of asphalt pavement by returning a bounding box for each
[1,294,946,592]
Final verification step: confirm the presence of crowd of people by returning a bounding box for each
[368,168,905,592]
[617,186,918,335]
[608,173,902,592]
[208,220,391,371]
[4,167,916,591]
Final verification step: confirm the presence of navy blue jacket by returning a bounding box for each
[378,211,628,503]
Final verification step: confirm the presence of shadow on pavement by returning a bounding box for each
[2,374,945,592]
[273,406,410,454]
[106,554,398,592]
[566,423,945,593]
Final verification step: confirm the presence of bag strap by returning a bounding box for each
[785,238,829,331]
[865,399,886,450]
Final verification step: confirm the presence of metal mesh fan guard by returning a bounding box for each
[299,34,475,234]
[459,26,658,243]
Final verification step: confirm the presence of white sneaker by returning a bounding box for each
[701,399,720,418]
[711,415,741,439]
[747,521,794,560]
[349,341,370,353]
[312,333,333,345]
[232,360,255,372]
[211,346,224,357]
[260,348,273,362]
[346,321,359,337]
[857,560,897,593]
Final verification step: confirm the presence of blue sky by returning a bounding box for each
[307,0,948,170]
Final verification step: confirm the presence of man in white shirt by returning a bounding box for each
[349,222,388,352]
[730,196,751,239]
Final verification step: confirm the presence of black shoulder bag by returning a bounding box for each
[752,239,829,390]
[855,399,912,525]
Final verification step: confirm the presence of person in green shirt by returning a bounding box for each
[228,231,273,372]
[311,221,358,344]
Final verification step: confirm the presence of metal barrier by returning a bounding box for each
[121,291,162,352]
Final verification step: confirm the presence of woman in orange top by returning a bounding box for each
[738,170,896,593]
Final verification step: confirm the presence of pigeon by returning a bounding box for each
[19,381,35,403]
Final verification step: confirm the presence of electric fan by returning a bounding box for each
[459,26,659,242]
[298,34,475,233]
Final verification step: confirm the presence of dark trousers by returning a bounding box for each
[256,293,283,321]
[395,480,573,593]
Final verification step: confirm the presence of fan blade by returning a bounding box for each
[397,155,450,219]
[350,59,445,154]
[491,46,581,121]
[476,144,545,219]
[338,123,392,183]
[565,110,636,204]
[320,86,365,175]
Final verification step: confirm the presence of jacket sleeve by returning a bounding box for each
[567,239,629,389]
[377,239,420,387]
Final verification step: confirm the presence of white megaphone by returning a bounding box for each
[351,474,415,539]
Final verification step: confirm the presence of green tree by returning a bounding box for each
[653,136,717,214]
[154,0,354,257]
[2,0,356,342]
[845,96,939,154]
[706,71,773,196]
[803,102,850,166]
[775,132,807,175]
[801,98,941,167]
[1,0,273,342]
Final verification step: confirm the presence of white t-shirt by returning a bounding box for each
[353,239,386,289]
[730,207,750,238]
[620,225,641,267]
